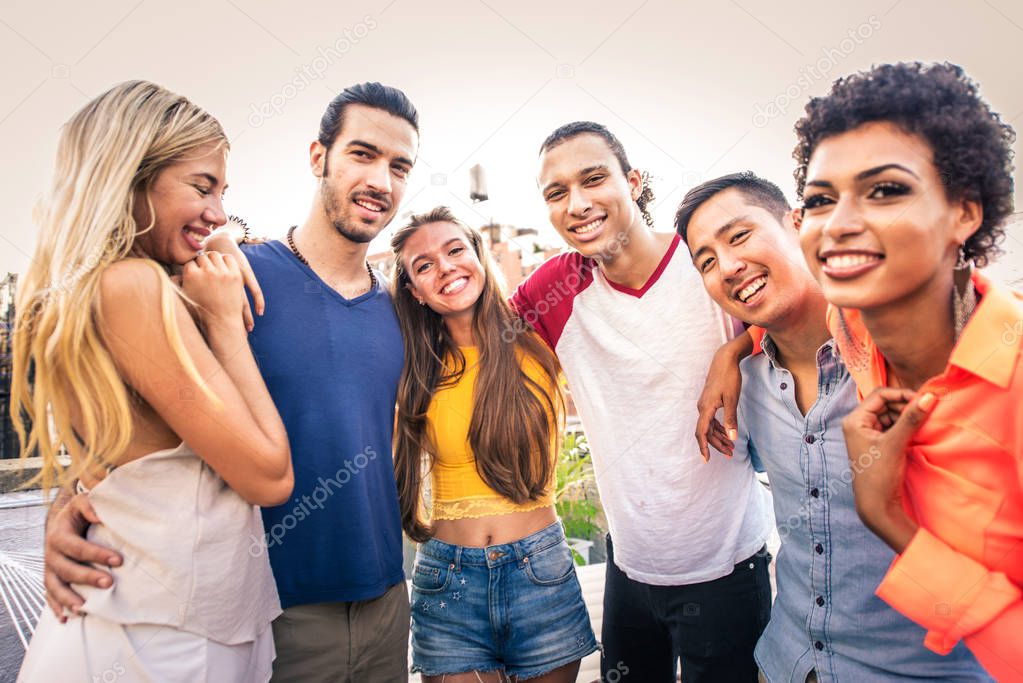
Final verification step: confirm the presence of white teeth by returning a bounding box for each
[184,228,206,239]
[573,217,604,234]
[737,275,767,303]
[355,199,383,212]
[826,253,880,269]
[441,277,468,295]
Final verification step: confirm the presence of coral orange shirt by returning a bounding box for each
[827,271,1023,681]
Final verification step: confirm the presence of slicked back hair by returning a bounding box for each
[318,81,418,151]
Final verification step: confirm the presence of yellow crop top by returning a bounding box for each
[426,346,559,520]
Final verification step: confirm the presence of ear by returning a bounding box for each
[952,196,983,245]
[787,207,803,232]
[404,280,423,305]
[310,141,327,178]
[626,168,643,201]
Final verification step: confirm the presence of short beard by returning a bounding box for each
[319,178,386,244]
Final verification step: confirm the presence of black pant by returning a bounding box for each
[600,536,771,683]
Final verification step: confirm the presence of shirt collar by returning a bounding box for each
[948,270,1023,388]
[760,332,838,370]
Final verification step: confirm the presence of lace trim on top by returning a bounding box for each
[431,493,555,520]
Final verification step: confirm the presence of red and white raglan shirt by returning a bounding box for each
[512,234,772,585]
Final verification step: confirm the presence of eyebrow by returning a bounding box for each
[806,163,920,188]
[541,164,610,195]
[691,214,750,263]
[347,139,414,169]
[189,172,228,192]
[410,237,465,268]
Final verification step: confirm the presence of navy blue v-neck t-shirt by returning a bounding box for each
[242,240,405,608]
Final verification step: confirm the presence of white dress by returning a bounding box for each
[18,443,281,682]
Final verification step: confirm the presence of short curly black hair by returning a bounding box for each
[793,62,1015,267]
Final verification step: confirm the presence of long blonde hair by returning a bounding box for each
[10,80,228,490]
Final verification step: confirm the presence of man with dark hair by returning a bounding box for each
[678,172,989,682]
[42,81,419,682]
[513,123,774,681]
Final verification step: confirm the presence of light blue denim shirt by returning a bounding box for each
[740,335,989,682]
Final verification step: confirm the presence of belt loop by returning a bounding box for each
[453,545,462,572]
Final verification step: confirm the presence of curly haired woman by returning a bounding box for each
[794,62,1022,680]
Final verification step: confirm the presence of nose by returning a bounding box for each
[821,195,866,241]
[436,254,456,274]
[202,197,227,228]
[365,160,393,195]
[718,250,747,282]
[566,186,591,217]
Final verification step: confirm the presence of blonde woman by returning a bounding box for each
[13,81,292,682]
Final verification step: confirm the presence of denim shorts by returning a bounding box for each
[409,521,598,678]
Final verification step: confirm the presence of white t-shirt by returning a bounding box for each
[512,234,772,585]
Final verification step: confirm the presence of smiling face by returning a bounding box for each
[687,187,813,330]
[401,221,486,323]
[799,121,982,312]
[131,142,228,265]
[313,103,418,243]
[538,133,643,259]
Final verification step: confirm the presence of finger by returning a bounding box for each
[859,387,917,415]
[44,589,69,621]
[44,571,84,616]
[205,251,225,270]
[242,292,254,332]
[51,531,121,568]
[237,256,265,316]
[48,550,114,588]
[721,395,739,442]
[889,392,937,440]
[69,493,102,526]
[695,403,717,463]
[707,433,734,458]
[695,428,710,463]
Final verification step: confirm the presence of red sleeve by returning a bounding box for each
[510,252,593,351]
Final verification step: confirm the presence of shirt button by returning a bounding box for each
[810,488,820,498]
[816,596,825,606]
[780,382,788,390]
[804,434,816,444]
[815,640,824,651]
[815,543,823,554]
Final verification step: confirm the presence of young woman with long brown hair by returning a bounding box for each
[391,206,597,682]
[14,80,292,682]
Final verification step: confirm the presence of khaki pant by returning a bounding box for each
[270,581,410,683]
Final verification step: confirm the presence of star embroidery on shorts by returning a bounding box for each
[459,577,467,585]
[439,601,447,609]
[452,591,461,601]
[422,602,430,612]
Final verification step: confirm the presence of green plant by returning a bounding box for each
[555,431,601,564]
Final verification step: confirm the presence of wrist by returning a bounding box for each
[204,316,247,340]
[869,502,918,553]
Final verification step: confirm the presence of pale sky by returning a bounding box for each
[2,0,1022,285]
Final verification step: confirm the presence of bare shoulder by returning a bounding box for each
[97,258,168,309]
